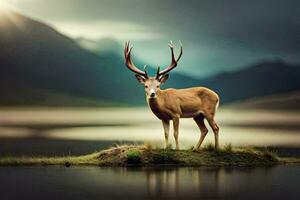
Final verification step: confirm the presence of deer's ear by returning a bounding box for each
[135,74,146,84]
[159,74,169,84]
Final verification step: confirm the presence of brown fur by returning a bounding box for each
[138,77,220,150]
[148,87,219,120]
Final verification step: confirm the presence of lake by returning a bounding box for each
[0,165,299,200]
[0,107,299,200]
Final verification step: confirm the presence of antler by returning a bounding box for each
[156,41,183,79]
[124,41,148,77]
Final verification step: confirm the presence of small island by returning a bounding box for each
[0,144,299,167]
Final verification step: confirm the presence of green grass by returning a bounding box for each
[0,144,299,167]
[126,149,141,164]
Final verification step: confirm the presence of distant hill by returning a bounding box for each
[0,11,299,107]
[223,90,300,110]
[0,77,116,107]
[0,11,197,106]
[200,60,300,103]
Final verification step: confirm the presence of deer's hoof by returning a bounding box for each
[192,148,201,153]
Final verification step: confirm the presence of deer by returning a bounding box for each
[124,41,220,151]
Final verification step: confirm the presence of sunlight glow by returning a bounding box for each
[0,7,25,31]
[52,21,164,41]
[0,1,13,11]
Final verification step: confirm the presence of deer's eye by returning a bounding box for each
[145,85,148,88]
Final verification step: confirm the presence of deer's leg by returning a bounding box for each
[193,114,208,150]
[162,120,170,148]
[205,114,220,149]
[172,117,180,150]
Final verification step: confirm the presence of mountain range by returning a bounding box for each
[0,11,299,107]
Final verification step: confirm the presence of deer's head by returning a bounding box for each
[124,41,183,99]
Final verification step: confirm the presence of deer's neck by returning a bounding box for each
[147,90,168,120]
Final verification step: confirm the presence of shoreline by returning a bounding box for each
[1,144,300,167]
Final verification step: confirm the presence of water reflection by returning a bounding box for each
[137,167,273,199]
[1,165,298,200]
[145,169,181,198]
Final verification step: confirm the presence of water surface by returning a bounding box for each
[0,165,299,200]
[0,107,299,200]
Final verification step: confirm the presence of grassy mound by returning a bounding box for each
[1,144,296,167]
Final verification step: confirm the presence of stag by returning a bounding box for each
[124,41,220,150]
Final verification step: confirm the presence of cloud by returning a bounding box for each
[2,0,300,77]
[52,21,164,40]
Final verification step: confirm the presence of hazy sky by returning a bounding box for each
[2,0,300,77]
